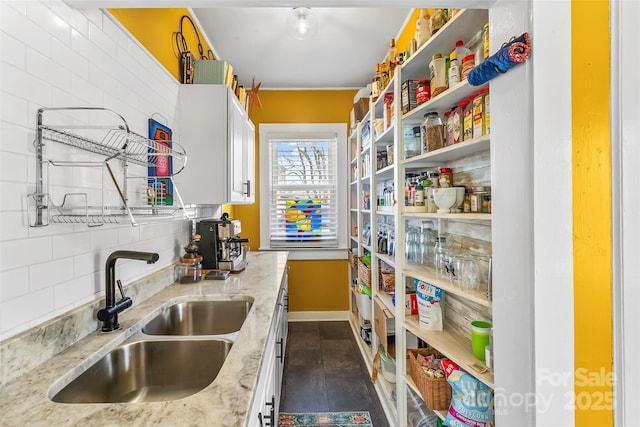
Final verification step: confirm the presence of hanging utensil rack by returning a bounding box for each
[28,107,195,227]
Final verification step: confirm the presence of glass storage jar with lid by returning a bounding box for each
[421,112,445,153]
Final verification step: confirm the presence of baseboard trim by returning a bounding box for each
[287,311,350,322]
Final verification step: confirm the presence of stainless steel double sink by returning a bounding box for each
[50,298,253,404]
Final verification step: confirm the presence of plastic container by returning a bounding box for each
[356,291,372,321]
[448,51,461,87]
[429,54,447,97]
[454,40,472,68]
[407,387,439,427]
[379,346,396,383]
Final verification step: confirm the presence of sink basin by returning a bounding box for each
[51,338,232,403]
[142,299,253,336]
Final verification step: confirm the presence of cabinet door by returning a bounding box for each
[228,94,247,203]
[243,119,256,203]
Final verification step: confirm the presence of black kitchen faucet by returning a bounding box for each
[97,250,159,332]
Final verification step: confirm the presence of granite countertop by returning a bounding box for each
[0,251,288,427]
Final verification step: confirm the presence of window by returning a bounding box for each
[260,124,347,259]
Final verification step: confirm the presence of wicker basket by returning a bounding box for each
[357,258,371,286]
[408,348,452,411]
[348,249,358,270]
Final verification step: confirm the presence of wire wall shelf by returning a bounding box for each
[28,107,194,227]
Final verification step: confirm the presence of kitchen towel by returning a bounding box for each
[468,32,531,86]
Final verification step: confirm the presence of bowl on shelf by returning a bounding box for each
[432,188,458,213]
[453,186,466,212]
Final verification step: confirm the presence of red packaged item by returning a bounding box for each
[416,79,431,104]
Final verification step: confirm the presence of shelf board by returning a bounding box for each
[404,263,492,308]
[401,136,490,167]
[362,243,372,252]
[362,175,371,184]
[351,157,357,165]
[350,235,359,244]
[376,290,396,315]
[402,9,490,82]
[375,125,394,145]
[376,253,396,268]
[376,163,395,178]
[403,79,488,125]
[402,211,491,221]
[403,316,494,388]
[361,209,371,214]
[350,180,358,186]
[376,208,396,216]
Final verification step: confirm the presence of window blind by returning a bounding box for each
[269,137,338,248]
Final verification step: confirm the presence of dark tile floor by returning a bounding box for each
[280,321,390,427]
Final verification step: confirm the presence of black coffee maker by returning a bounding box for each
[196,213,249,270]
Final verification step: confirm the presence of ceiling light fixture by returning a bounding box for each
[287,7,318,40]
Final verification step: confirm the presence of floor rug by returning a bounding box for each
[278,411,372,427]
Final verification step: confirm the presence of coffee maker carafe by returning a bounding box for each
[197,214,249,271]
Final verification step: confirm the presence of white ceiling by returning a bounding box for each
[192,8,412,90]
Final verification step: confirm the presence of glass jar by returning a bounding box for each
[470,186,490,213]
[178,256,203,284]
[403,125,421,159]
[421,112,444,153]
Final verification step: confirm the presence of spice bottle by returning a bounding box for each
[415,180,425,206]
[438,167,453,187]
[448,51,461,87]
[421,112,445,153]
[485,90,491,135]
[453,100,468,144]
[429,54,447,97]
[461,54,476,80]
[463,189,471,213]
[387,38,399,77]
[483,23,490,60]
[416,79,431,104]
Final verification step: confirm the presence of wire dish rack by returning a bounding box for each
[27,107,197,227]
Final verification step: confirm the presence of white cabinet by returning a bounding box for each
[248,268,288,427]
[177,85,255,205]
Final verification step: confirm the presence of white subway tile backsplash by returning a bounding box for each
[88,21,116,59]
[0,235,52,271]
[0,212,29,241]
[52,38,89,80]
[26,0,71,47]
[0,122,32,156]
[0,91,30,128]
[0,151,29,183]
[0,267,29,302]
[29,257,74,292]
[53,273,100,309]
[0,287,54,332]
[0,181,27,214]
[1,1,51,58]
[1,61,53,108]
[0,0,182,340]
[26,48,70,92]
[52,230,91,258]
[0,32,26,70]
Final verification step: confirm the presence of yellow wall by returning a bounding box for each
[572,0,613,425]
[237,90,357,312]
[109,9,213,82]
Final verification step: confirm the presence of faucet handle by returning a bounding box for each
[116,279,126,299]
